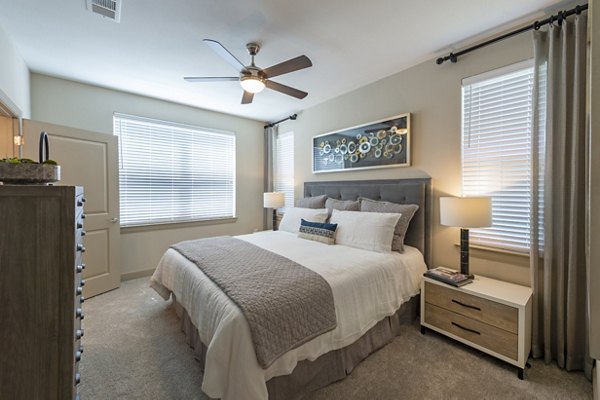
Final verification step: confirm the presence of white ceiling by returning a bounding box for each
[0,0,570,122]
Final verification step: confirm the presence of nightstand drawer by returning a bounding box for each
[425,303,518,360]
[425,281,518,333]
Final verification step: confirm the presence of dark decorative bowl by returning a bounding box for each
[0,163,61,184]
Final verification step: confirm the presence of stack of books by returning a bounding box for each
[424,267,473,287]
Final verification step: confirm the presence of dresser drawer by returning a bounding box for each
[424,281,518,333]
[425,303,518,360]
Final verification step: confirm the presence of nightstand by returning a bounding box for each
[420,272,533,379]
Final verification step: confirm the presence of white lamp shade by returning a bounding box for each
[240,77,266,94]
[440,197,492,228]
[264,192,285,209]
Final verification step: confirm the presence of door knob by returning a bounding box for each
[111,218,119,223]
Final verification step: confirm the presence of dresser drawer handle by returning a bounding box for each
[75,350,82,362]
[77,200,83,207]
[451,321,481,335]
[75,372,81,385]
[76,329,84,339]
[451,299,481,311]
[77,222,83,229]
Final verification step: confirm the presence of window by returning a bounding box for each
[273,131,294,212]
[461,60,544,252]
[114,114,236,227]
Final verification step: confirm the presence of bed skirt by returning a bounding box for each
[172,295,419,400]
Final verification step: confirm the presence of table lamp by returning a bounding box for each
[263,192,285,230]
[440,196,492,276]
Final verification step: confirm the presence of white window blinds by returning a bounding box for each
[461,61,541,252]
[274,131,294,212]
[114,114,236,227]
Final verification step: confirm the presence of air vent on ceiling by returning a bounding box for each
[86,0,122,22]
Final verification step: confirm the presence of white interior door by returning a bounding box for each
[23,120,120,298]
[0,116,13,158]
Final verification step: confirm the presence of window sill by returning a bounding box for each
[453,242,530,258]
[121,217,237,233]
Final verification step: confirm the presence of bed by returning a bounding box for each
[150,178,431,400]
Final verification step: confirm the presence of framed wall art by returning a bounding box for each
[312,113,410,173]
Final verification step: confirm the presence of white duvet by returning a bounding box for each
[150,230,426,400]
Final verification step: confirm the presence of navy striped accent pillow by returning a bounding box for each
[298,218,338,245]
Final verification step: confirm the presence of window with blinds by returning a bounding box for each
[114,114,236,227]
[461,60,543,252]
[274,131,294,212]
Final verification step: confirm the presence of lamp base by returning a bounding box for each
[460,228,471,277]
[272,209,278,231]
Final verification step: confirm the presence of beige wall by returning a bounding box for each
[30,74,265,276]
[0,25,30,117]
[281,33,533,286]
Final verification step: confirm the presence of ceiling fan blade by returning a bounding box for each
[203,39,247,73]
[184,77,239,82]
[265,80,308,99]
[263,55,312,79]
[241,91,254,104]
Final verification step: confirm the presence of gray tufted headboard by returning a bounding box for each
[304,178,431,267]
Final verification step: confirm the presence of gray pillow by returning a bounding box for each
[360,198,419,253]
[325,198,360,215]
[296,194,327,209]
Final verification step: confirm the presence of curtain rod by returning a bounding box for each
[264,114,297,129]
[436,3,588,65]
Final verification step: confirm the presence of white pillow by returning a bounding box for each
[330,209,402,252]
[279,207,328,234]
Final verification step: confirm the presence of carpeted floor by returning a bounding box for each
[79,278,592,400]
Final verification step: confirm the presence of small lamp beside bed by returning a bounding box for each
[264,192,285,230]
[440,196,491,277]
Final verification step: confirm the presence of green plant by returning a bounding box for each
[0,157,58,165]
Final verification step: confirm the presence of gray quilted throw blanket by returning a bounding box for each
[171,236,337,368]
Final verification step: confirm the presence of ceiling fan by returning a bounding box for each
[184,39,313,104]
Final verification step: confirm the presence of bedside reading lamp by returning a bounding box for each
[440,196,491,277]
[263,192,285,230]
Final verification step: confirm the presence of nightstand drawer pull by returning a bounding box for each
[452,299,481,311]
[451,321,481,335]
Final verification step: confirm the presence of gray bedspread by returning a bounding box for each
[171,236,337,368]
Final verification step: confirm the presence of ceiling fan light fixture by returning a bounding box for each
[240,76,266,94]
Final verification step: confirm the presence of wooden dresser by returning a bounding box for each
[420,273,532,379]
[0,185,86,399]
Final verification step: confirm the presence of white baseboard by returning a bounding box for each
[121,268,154,281]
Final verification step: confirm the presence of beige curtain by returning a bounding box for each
[264,125,278,229]
[530,12,592,379]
